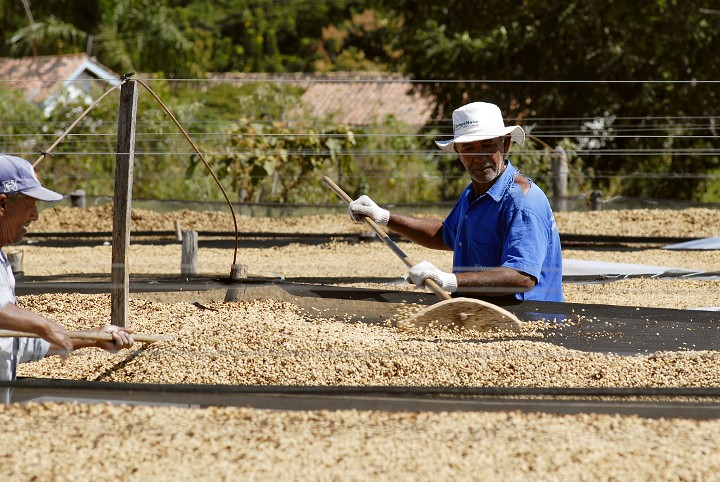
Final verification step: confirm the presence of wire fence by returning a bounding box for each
[2,76,720,209]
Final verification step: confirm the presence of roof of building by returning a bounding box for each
[0,53,119,103]
[0,58,435,127]
[209,72,436,127]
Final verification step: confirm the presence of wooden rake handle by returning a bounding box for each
[322,176,451,301]
[0,330,170,344]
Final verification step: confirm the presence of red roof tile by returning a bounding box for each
[209,72,435,127]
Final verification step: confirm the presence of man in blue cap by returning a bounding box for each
[0,154,135,402]
[348,102,564,302]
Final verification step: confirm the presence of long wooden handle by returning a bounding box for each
[322,176,451,301]
[0,330,170,344]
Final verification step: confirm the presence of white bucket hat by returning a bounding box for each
[435,102,525,153]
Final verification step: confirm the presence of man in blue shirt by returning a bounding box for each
[348,102,563,302]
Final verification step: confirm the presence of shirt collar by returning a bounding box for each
[487,160,517,202]
[464,160,517,203]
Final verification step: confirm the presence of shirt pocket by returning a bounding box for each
[467,238,503,270]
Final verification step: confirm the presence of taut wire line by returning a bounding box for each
[527,134,591,207]
[134,78,240,270]
[33,79,129,168]
[28,75,240,272]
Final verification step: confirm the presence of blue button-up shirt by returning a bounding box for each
[442,161,564,302]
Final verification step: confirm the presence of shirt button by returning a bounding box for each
[458,242,463,247]
[464,215,468,219]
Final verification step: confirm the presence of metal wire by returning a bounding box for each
[134,79,240,271]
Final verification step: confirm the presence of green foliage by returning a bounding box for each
[0,87,43,136]
[1,1,395,74]
[3,0,202,78]
[381,0,720,201]
[313,9,399,72]
[702,168,720,203]
[8,78,207,199]
[4,0,720,203]
[341,115,441,202]
[8,16,88,56]
[200,118,357,203]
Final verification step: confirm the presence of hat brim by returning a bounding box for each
[435,126,525,153]
[22,186,63,202]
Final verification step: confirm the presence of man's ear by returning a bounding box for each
[0,194,7,215]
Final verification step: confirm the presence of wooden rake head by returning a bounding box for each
[397,297,522,333]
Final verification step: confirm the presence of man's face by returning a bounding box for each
[0,194,39,246]
[455,137,510,186]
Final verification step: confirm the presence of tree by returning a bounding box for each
[380,0,720,200]
[0,86,44,162]
[200,118,358,203]
[5,0,202,78]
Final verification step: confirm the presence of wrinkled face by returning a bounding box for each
[0,194,39,246]
[455,136,511,189]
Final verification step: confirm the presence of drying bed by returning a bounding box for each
[3,283,719,418]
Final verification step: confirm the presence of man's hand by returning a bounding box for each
[0,303,74,354]
[91,325,135,353]
[348,195,390,226]
[408,261,458,292]
[38,317,73,355]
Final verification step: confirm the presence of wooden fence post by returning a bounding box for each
[551,146,568,212]
[174,219,182,241]
[69,189,86,208]
[111,80,137,328]
[181,230,198,277]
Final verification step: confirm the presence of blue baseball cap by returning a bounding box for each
[0,154,63,202]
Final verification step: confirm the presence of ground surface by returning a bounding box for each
[2,403,718,481]
[2,206,718,480]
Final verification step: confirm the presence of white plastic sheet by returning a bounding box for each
[562,259,698,277]
[663,237,720,250]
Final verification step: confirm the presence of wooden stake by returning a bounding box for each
[230,264,248,280]
[69,189,86,208]
[111,80,137,328]
[552,146,568,212]
[174,219,182,241]
[181,230,198,277]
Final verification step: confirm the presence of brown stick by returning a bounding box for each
[0,330,169,344]
[323,176,522,331]
[322,176,451,301]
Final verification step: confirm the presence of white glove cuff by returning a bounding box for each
[375,208,390,226]
[442,273,458,292]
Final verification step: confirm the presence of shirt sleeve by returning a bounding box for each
[0,277,15,309]
[500,207,550,282]
[15,337,50,364]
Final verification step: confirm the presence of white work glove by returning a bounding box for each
[408,261,458,292]
[348,195,390,226]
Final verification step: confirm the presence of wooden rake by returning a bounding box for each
[0,330,169,344]
[322,176,521,333]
